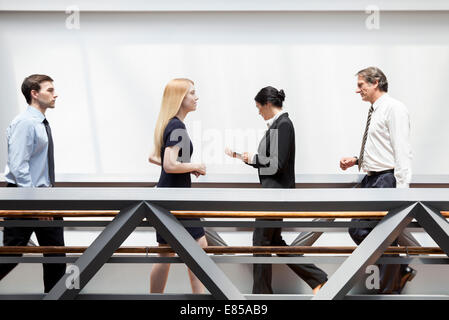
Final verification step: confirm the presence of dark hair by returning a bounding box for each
[356,67,388,92]
[254,86,285,108]
[21,74,54,104]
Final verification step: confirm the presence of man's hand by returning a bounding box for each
[340,157,357,170]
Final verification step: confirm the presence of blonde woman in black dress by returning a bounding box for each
[148,78,207,293]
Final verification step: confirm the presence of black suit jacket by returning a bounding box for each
[248,112,295,188]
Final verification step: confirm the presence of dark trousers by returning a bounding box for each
[348,172,408,294]
[0,183,66,293]
[252,219,328,294]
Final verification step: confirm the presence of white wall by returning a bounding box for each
[1,10,449,181]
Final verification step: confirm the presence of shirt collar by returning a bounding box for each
[372,93,389,111]
[26,105,46,122]
[266,110,286,128]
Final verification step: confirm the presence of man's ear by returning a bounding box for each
[30,89,39,100]
[372,79,379,89]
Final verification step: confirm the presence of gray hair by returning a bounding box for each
[356,67,388,92]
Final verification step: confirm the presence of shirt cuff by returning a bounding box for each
[396,183,409,189]
[249,153,257,164]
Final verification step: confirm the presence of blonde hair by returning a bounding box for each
[153,78,194,158]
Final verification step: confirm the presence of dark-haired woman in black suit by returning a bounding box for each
[239,86,328,294]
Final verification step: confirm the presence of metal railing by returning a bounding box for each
[0,187,448,300]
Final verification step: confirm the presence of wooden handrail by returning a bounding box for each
[171,211,390,218]
[0,210,448,219]
[0,246,444,255]
[172,211,449,218]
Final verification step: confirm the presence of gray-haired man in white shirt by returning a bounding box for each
[340,67,416,294]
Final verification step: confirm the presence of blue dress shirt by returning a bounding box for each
[4,106,52,187]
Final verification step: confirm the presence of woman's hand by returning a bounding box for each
[194,163,207,176]
[225,147,244,161]
[191,171,200,178]
[224,147,233,158]
[148,152,161,166]
[242,152,253,164]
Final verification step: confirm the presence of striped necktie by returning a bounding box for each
[358,105,374,171]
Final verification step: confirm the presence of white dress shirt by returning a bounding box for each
[362,93,412,188]
[265,110,287,129]
[250,110,287,164]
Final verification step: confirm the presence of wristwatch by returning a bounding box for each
[354,156,359,165]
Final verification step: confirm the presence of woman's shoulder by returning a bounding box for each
[278,112,293,127]
[165,117,186,132]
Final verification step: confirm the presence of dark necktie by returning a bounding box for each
[358,105,374,171]
[42,119,55,186]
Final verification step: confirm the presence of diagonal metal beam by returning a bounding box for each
[313,202,418,300]
[397,229,421,247]
[145,201,245,300]
[416,202,449,257]
[44,202,148,300]
[203,218,228,247]
[290,218,334,246]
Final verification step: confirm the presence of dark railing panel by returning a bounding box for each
[0,187,448,300]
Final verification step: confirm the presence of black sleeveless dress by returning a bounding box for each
[156,117,205,244]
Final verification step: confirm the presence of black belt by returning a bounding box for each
[367,169,394,177]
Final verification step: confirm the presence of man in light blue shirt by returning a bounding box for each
[4,105,53,187]
[1,74,66,293]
